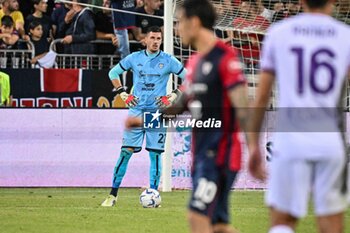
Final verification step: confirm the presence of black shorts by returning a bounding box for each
[188,155,238,224]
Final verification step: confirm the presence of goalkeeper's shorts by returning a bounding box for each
[121,108,166,153]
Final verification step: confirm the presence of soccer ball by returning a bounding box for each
[139,188,161,208]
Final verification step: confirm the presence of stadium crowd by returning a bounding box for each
[0,0,348,65]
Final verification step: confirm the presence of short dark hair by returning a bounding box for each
[304,0,328,8]
[180,0,217,30]
[29,20,42,31]
[146,25,162,34]
[1,15,14,27]
[77,0,90,4]
[32,0,46,6]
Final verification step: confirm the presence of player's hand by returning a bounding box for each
[155,93,177,108]
[115,86,139,108]
[248,144,267,181]
[125,116,142,129]
[155,89,180,108]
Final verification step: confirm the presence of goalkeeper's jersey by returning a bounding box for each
[119,50,185,109]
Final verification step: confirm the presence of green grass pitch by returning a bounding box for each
[0,188,349,233]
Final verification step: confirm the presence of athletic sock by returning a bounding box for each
[269,225,294,233]
[110,188,118,197]
[111,148,133,191]
[149,150,162,190]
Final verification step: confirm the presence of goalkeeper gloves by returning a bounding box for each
[115,86,139,108]
[155,89,181,108]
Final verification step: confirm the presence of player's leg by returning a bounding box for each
[212,170,239,233]
[148,149,162,189]
[101,127,144,207]
[213,224,239,233]
[313,156,348,233]
[188,157,220,233]
[110,147,134,196]
[188,211,213,233]
[110,127,144,195]
[114,29,130,59]
[269,209,298,233]
[316,213,344,233]
[266,156,313,233]
[145,129,166,190]
[101,147,134,207]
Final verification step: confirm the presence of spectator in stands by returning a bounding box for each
[285,0,301,16]
[26,0,53,43]
[19,0,54,19]
[271,0,301,22]
[95,0,119,53]
[111,0,135,58]
[270,0,287,22]
[256,0,279,22]
[51,2,72,39]
[17,0,31,21]
[0,15,19,49]
[28,20,49,64]
[61,0,96,54]
[233,0,270,31]
[91,0,102,13]
[334,0,350,24]
[229,0,270,68]
[133,0,163,43]
[0,0,27,40]
[46,0,55,17]
[0,71,12,107]
[136,0,144,8]
[212,0,233,39]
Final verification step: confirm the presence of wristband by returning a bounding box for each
[115,86,126,95]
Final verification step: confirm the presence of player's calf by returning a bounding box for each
[188,210,212,233]
[213,223,240,233]
[149,150,162,190]
[317,213,344,233]
[269,208,297,233]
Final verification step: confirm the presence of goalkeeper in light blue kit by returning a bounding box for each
[102,26,186,207]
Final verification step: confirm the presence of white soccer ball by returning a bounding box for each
[139,188,161,208]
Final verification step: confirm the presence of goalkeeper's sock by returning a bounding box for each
[111,148,133,195]
[149,150,162,190]
[110,188,118,197]
[268,225,294,233]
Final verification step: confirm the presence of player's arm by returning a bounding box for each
[109,61,139,107]
[250,71,275,144]
[227,84,250,133]
[246,70,274,181]
[250,28,276,138]
[155,57,187,108]
[218,51,250,132]
[246,27,276,180]
[109,64,125,89]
